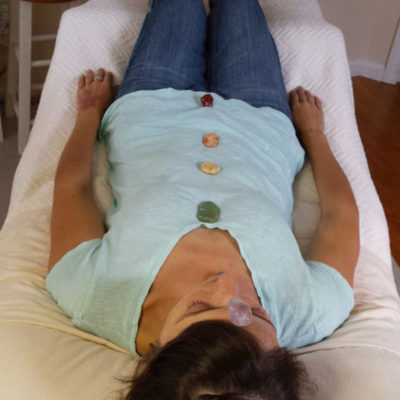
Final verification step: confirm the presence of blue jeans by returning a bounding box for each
[116,0,292,121]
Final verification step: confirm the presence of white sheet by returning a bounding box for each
[1,0,400,398]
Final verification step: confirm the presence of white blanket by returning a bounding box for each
[1,0,400,398]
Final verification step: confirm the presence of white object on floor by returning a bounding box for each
[5,1,77,155]
[0,0,399,399]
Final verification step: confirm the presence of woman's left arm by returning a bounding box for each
[47,69,117,272]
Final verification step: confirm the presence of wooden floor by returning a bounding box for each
[352,77,400,265]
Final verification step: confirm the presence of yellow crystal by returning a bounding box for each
[199,162,221,175]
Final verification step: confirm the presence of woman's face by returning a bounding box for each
[158,271,279,349]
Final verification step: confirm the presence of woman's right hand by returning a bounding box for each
[289,86,325,147]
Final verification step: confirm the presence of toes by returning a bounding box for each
[85,69,94,85]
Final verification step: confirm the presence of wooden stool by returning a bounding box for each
[5,0,79,155]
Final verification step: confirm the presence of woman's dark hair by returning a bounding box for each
[116,320,317,400]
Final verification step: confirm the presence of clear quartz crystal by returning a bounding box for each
[228,297,253,326]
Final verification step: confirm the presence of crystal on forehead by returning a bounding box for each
[228,297,253,326]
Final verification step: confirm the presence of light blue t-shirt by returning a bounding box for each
[45,88,354,356]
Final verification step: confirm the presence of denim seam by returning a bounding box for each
[127,63,191,79]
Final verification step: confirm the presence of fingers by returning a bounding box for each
[82,68,113,86]
[78,74,85,89]
[95,68,106,81]
[290,86,322,109]
[305,90,315,105]
[315,97,322,110]
[85,69,94,85]
[289,89,299,107]
[297,86,307,102]
[104,71,114,85]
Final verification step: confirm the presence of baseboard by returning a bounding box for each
[350,60,400,84]
[350,61,386,82]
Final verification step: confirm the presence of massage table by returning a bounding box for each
[1,0,400,398]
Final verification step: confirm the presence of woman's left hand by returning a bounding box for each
[77,68,119,117]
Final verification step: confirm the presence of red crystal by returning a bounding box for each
[201,94,214,107]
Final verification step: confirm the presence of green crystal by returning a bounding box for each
[196,201,221,223]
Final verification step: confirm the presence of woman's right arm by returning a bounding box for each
[47,69,116,272]
[290,87,359,287]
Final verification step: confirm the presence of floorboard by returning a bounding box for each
[352,77,400,265]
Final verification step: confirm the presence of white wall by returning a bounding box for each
[317,0,400,82]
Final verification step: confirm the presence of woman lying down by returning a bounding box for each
[45,0,359,398]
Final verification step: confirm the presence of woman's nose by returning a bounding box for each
[211,272,253,326]
[211,272,240,299]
